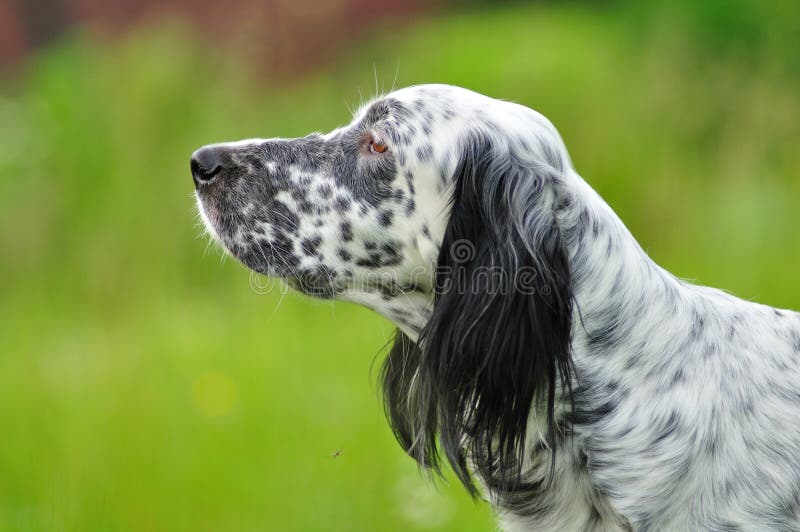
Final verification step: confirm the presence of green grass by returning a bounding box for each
[0,2,798,530]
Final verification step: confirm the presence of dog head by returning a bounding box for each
[193,85,466,336]
[193,84,575,492]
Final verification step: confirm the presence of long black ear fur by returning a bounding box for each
[381,132,574,495]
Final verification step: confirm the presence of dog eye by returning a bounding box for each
[369,139,388,154]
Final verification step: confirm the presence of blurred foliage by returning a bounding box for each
[0,1,798,531]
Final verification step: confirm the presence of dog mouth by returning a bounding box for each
[195,193,330,290]
[195,193,261,267]
[195,192,224,245]
[195,188,431,303]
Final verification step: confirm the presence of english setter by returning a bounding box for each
[191,84,800,531]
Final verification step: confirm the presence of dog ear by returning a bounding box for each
[380,329,439,467]
[381,132,574,494]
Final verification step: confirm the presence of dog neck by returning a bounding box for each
[556,171,686,361]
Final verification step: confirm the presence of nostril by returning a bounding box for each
[191,146,227,185]
[191,159,221,183]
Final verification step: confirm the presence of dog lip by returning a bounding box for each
[195,193,223,242]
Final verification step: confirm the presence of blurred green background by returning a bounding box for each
[0,0,798,530]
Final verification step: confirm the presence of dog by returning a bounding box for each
[191,84,800,531]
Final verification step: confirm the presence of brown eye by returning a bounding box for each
[369,139,388,154]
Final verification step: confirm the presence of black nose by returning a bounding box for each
[191,146,226,185]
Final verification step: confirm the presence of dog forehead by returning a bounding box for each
[387,84,494,111]
[346,85,471,127]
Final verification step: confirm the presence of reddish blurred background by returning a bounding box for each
[0,0,438,74]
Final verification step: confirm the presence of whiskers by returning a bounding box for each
[348,62,402,121]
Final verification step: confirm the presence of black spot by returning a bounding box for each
[390,306,414,318]
[364,241,377,251]
[300,235,322,256]
[364,100,392,124]
[404,171,416,195]
[337,248,352,262]
[378,210,394,227]
[382,242,399,255]
[555,194,574,213]
[270,202,299,232]
[317,184,333,198]
[567,389,618,427]
[651,411,680,446]
[577,210,593,241]
[340,221,353,242]
[381,242,402,266]
[592,219,601,238]
[587,315,625,351]
[377,284,399,301]
[690,312,706,341]
[294,265,335,298]
[334,196,351,213]
[392,189,406,202]
[416,144,433,162]
[405,199,416,215]
[704,341,719,359]
[605,236,615,257]
[625,351,642,369]
[272,230,293,253]
[356,253,383,268]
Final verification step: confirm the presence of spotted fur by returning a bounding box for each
[193,84,800,531]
